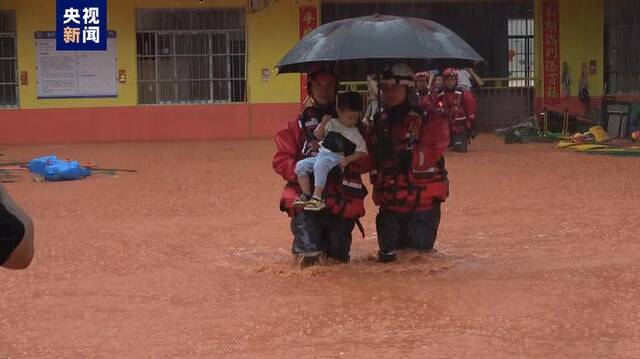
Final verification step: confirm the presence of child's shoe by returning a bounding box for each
[293,193,311,207]
[304,197,326,211]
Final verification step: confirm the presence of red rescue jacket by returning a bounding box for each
[366,102,450,213]
[434,88,477,134]
[272,105,369,219]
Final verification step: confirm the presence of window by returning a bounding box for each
[507,18,534,87]
[605,0,640,94]
[0,11,17,108]
[136,9,246,105]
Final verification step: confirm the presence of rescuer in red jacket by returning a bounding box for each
[433,68,478,153]
[367,63,450,263]
[272,66,368,267]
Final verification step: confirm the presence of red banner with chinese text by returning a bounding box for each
[299,6,318,103]
[542,0,560,105]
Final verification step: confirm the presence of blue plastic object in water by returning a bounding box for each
[28,155,92,181]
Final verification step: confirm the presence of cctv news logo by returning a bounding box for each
[56,0,107,51]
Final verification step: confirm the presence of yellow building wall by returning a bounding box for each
[535,0,604,99]
[247,0,301,103]
[1,0,302,109]
[559,0,603,98]
[1,0,138,108]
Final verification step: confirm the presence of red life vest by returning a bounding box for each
[434,88,477,134]
[274,105,368,219]
[368,104,449,213]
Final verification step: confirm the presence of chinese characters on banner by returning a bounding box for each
[57,0,107,51]
[542,0,560,105]
[299,6,318,103]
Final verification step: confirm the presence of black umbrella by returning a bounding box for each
[276,14,485,75]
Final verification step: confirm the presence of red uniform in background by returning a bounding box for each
[434,68,478,153]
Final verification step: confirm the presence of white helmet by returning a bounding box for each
[381,63,415,88]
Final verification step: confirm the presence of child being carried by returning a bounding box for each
[294,92,368,211]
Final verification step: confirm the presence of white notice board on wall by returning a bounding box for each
[35,31,117,98]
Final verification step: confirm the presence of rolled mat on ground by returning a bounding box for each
[28,155,91,181]
[557,142,640,157]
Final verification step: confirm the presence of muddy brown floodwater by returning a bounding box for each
[1,135,639,358]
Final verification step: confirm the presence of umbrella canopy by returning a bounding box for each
[276,14,485,74]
